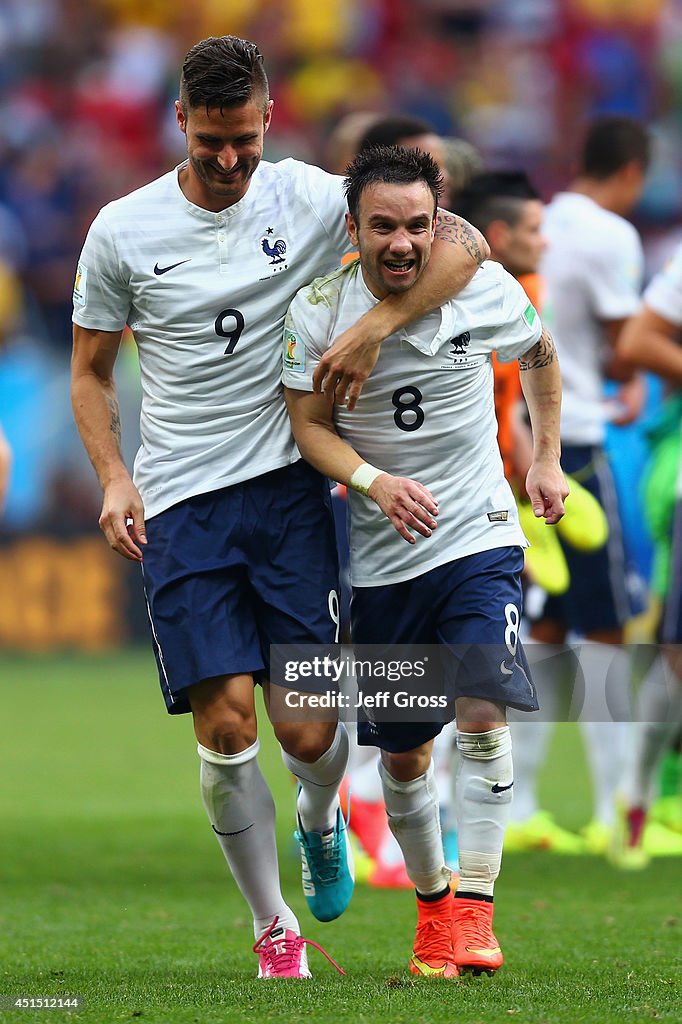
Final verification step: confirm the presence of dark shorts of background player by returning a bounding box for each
[141,460,340,714]
[661,496,682,644]
[531,444,632,634]
[351,546,537,753]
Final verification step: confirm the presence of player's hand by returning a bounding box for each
[312,324,381,411]
[99,474,147,561]
[367,473,439,544]
[525,457,569,525]
[607,375,646,426]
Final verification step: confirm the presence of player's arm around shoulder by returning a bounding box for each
[518,326,569,525]
[71,324,146,561]
[314,210,489,411]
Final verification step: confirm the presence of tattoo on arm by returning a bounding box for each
[434,210,487,265]
[519,328,556,371]
[106,395,122,448]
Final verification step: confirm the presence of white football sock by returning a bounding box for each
[379,760,449,895]
[626,656,682,807]
[455,727,513,898]
[282,722,349,833]
[576,643,632,826]
[198,740,299,939]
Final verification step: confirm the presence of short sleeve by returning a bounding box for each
[296,163,354,260]
[282,291,330,391]
[643,245,682,327]
[483,265,543,363]
[72,211,131,331]
[586,223,643,322]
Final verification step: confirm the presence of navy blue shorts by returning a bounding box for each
[351,546,537,753]
[537,445,631,634]
[661,497,682,644]
[141,461,340,714]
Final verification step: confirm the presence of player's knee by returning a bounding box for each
[274,720,337,762]
[193,705,257,755]
[188,674,257,754]
[381,745,432,782]
[455,696,506,733]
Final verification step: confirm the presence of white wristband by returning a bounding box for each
[349,462,383,496]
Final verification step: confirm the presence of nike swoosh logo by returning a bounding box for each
[491,781,514,793]
[153,259,191,276]
[465,946,502,957]
[410,954,448,976]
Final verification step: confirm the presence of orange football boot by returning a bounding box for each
[409,891,459,979]
[452,896,503,975]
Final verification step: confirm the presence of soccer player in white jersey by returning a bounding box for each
[529,117,651,854]
[611,246,682,866]
[70,36,488,979]
[283,146,568,977]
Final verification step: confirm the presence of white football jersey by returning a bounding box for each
[283,259,540,587]
[73,159,352,519]
[541,192,643,445]
[644,243,682,326]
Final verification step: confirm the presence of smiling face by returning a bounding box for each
[176,97,273,212]
[346,181,437,299]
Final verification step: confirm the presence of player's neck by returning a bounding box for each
[177,164,248,214]
[568,178,630,217]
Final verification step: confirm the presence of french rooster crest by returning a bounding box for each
[262,237,287,264]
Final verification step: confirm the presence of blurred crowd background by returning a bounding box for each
[1,0,682,649]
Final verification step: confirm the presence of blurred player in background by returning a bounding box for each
[284,145,567,977]
[358,115,455,210]
[529,116,651,855]
[456,171,545,490]
[70,35,488,978]
[324,111,382,175]
[612,245,682,866]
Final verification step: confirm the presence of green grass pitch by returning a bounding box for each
[1,651,680,1023]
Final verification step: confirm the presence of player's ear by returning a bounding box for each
[175,101,187,135]
[263,99,274,133]
[345,212,359,246]
[486,219,509,255]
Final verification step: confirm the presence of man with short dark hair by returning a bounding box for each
[71,35,488,979]
[284,145,567,977]
[457,172,545,281]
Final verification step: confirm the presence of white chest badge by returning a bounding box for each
[260,228,289,274]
